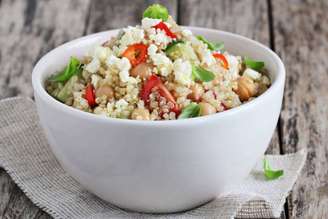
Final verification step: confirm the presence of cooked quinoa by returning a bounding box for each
[45,4,271,121]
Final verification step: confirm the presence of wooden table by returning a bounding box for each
[0,0,327,218]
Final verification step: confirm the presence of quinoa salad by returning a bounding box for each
[45,4,271,121]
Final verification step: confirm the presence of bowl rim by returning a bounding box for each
[32,26,286,127]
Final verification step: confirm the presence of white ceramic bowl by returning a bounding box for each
[32,27,285,213]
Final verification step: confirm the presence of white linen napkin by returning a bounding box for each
[0,97,306,219]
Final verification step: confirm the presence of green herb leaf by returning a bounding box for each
[192,65,215,82]
[196,35,224,51]
[49,57,81,83]
[143,4,169,21]
[263,159,284,180]
[178,103,200,119]
[244,57,265,71]
[164,40,184,52]
[214,42,225,52]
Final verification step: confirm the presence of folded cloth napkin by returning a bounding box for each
[0,97,306,219]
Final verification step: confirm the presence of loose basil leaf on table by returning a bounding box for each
[49,57,82,83]
[244,57,265,71]
[178,103,200,119]
[143,4,169,21]
[192,65,215,82]
[263,158,284,180]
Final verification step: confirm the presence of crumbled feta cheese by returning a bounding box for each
[118,57,131,82]
[243,68,262,80]
[148,44,173,76]
[226,55,240,79]
[92,46,112,61]
[91,74,102,89]
[181,29,192,38]
[190,37,216,66]
[106,55,131,82]
[85,58,100,73]
[73,91,89,111]
[117,26,145,55]
[173,59,192,86]
[141,17,161,29]
[115,99,128,110]
[201,49,216,66]
[149,29,172,46]
[147,44,158,56]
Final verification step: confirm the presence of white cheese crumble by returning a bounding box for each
[117,26,144,55]
[190,36,216,66]
[106,55,131,82]
[181,29,192,38]
[115,99,128,110]
[149,29,172,47]
[173,59,192,86]
[148,44,173,76]
[85,58,100,73]
[141,17,161,29]
[91,74,102,89]
[73,91,89,111]
[226,54,240,79]
[92,46,112,62]
[243,68,262,80]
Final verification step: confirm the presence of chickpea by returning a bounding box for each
[131,108,150,120]
[199,102,216,116]
[130,63,152,79]
[188,84,204,101]
[95,84,114,100]
[234,76,258,101]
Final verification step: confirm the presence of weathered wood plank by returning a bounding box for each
[0,0,91,99]
[0,0,91,218]
[86,0,177,34]
[273,0,328,218]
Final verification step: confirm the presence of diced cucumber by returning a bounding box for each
[165,42,198,63]
[56,75,78,102]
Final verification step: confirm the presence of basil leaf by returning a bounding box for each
[178,103,200,119]
[192,65,215,82]
[196,35,224,51]
[263,159,284,180]
[49,57,81,83]
[244,57,265,71]
[143,4,169,21]
[214,42,225,52]
[164,40,184,52]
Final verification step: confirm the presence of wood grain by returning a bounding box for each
[86,0,177,34]
[0,0,91,218]
[273,0,328,218]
